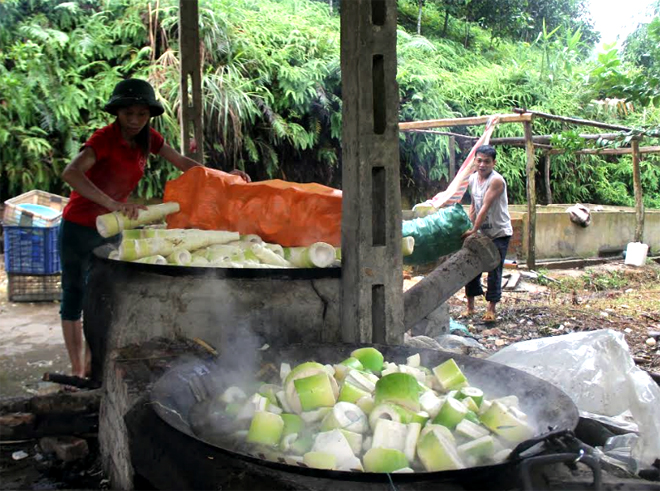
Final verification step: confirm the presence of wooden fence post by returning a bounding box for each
[179,0,203,164]
[524,121,536,269]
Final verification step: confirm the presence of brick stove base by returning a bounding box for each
[100,338,660,491]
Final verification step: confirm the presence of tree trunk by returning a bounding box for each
[442,10,449,37]
[417,0,423,35]
[329,0,332,14]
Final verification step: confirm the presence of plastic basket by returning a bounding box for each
[4,225,61,274]
[3,190,68,227]
[7,273,62,302]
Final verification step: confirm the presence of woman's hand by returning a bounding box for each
[109,202,147,220]
[461,228,477,240]
[229,169,251,183]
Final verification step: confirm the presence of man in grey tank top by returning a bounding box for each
[461,145,513,322]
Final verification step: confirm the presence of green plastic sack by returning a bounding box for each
[402,204,472,265]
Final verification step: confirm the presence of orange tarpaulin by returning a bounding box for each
[163,166,342,247]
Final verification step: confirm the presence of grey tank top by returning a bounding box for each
[468,170,513,239]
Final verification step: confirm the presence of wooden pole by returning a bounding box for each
[403,130,624,145]
[513,108,632,132]
[524,121,536,270]
[550,145,660,156]
[179,0,204,164]
[448,136,456,181]
[632,140,645,242]
[398,113,532,130]
[544,152,552,205]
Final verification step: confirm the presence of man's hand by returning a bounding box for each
[229,169,251,183]
[110,202,147,220]
[461,228,477,240]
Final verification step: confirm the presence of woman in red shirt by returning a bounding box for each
[59,78,246,378]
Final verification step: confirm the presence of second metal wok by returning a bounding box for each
[150,342,579,483]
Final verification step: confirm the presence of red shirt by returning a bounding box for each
[62,122,165,228]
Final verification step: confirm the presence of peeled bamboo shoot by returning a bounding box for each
[96,202,180,238]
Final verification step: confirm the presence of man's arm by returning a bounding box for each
[462,176,505,238]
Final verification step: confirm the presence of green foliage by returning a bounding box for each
[1,0,659,212]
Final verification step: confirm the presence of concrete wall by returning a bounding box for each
[403,205,659,261]
[509,205,660,260]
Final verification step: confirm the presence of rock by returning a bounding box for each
[39,436,89,463]
[12,450,28,460]
[646,338,657,347]
[404,334,445,351]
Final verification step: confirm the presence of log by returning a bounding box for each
[524,121,537,270]
[403,235,500,329]
[513,108,633,132]
[632,140,645,242]
[398,113,532,130]
[0,389,102,416]
[0,390,101,440]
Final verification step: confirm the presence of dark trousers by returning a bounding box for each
[465,235,511,304]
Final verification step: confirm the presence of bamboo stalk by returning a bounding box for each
[398,113,532,130]
[448,136,456,181]
[544,153,553,205]
[512,108,632,132]
[632,140,645,243]
[550,145,660,156]
[524,121,536,270]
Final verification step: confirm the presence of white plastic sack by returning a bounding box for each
[488,329,660,467]
[566,203,591,227]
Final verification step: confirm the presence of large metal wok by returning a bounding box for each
[150,342,579,483]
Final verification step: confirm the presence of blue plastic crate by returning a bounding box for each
[3,225,61,274]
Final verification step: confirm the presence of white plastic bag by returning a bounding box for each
[488,329,660,467]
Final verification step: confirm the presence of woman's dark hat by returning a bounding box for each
[103,79,164,117]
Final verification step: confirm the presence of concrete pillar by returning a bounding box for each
[179,0,204,164]
[340,0,403,345]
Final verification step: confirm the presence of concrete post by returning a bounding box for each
[340,0,404,345]
[179,0,204,164]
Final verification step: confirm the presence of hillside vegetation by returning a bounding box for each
[1,0,659,207]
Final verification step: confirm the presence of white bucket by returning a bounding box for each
[624,242,649,267]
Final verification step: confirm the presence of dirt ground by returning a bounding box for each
[442,260,660,375]
[0,257,659,490]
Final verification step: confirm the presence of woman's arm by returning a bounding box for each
[158,143,203,172]
[158,143,251,182]
[62,147,145,219]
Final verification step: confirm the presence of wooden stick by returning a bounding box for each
[398,113,532,130]
[550,145,660,156]
[544,152,553,205]
[524,121,536,270]
[632,140,645,242]
[512,108,633,132]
